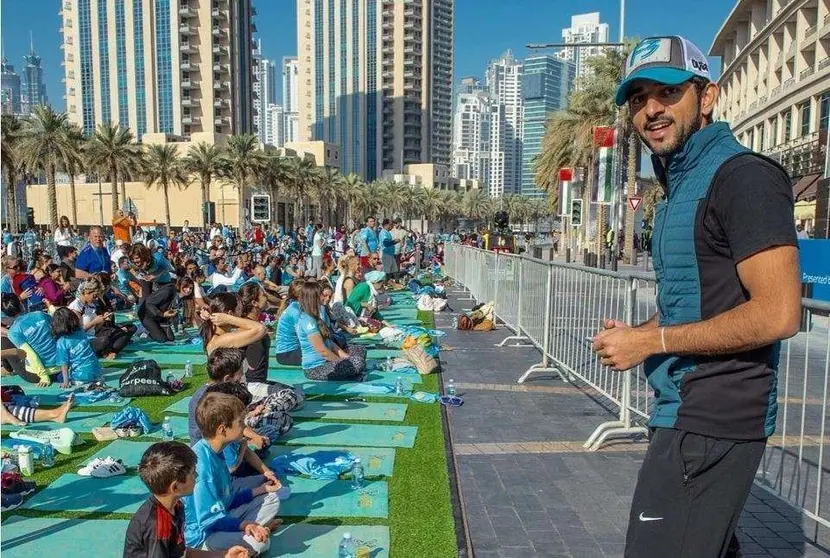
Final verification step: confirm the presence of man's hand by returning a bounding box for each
[37,378,52,388]
[248,432,268,450]
[261,478,282,493]
[163,309,177,318]
[592,320,659,371]
[242,522,270,542]
[262,468,280,485]
[224,546,250,558]
[18,288,33,301]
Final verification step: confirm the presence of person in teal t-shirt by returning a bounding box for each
[51,307,101,386]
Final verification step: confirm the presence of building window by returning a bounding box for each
[758,124,765,152]
[98,0,111,123]
[771,116,779,147]
[819,91,829,131]
[799,101,811,137]
[154,0,174,134]
[115,0,129,126]
[78,0,94,134]
[133,0,146,138]
[784,109,792,142]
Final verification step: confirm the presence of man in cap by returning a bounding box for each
[591,36,801,557]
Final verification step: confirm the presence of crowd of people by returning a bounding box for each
[1,213,445,556]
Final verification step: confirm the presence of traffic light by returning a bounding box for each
[571,199,583,226]
[250,194,271,223]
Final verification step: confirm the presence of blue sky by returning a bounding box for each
[1,0,734,113]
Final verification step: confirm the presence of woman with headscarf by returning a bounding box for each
[346,270,387,320]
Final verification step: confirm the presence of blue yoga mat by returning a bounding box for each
[109,351,207,367]
[22,473,149,514]
[23,472,388,518]
[0,380,132,407]
[164,398,407,422]
[265,524,389,558]
[278,477,388,518]
[281,422,418,448]
[83,439,154,469]
[3,411,115,433]
[268,368,422,386]
[265,446,396,478]
[0,516,131,558]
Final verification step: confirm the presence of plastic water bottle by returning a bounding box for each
[109,392,123,405]
[17,446,34,476]
[132,301,138,317]
[338,533,355,558]
[184,360,193,378]
[385,356,393,373]
[446,379,456,397]
[162,416,174,441]
[451,316,458,329]
[350,458,364,489]
[395,376,404,396]
[41,439,55,468]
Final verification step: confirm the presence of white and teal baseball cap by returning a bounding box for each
[615,36,711,106]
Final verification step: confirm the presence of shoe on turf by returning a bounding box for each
[1,492,24,511]
[90,458,126,478]
[78,457,111,477]
[1,472,36,496]
[9,428,76,455]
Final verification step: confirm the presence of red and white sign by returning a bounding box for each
[628,196,643,212]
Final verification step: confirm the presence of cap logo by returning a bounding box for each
[628,38,673,74]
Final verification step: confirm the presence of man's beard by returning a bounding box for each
[640,110,703,158]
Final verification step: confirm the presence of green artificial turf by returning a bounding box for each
[2,306,457,557]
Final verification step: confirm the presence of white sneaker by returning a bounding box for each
[89,458,126,478]
[78,457,112,477]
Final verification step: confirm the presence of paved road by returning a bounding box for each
[439,287,830,557]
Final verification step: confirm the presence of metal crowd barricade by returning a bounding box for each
[444,244,830,528]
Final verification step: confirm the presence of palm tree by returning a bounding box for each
[85,122,141,215]
[420,187,443,232]
[461,188,491,220]
[341,173,365,225]
[317,167,344,225]
[143,144,188,229]
[285,157,320,225]
[60,122,86,229]
[184,142,225,228]
[1,115,24,233]
[222,134,263,230]
[16,106,76,229]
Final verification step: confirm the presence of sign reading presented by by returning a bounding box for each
[628,196,643,212]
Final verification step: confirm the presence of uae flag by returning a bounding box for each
[594,127,615,204]
[559,168,573,216]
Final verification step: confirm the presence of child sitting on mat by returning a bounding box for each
[188,349,269,450]
[124,440,249,558]
[51,307,102,388]
[183,393,282,555]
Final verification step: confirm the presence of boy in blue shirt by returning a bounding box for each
[183,392,281,555]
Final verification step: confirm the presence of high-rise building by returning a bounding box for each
[264,103,284,147]
[21,41,48,114]
[253,41,277,145]
[557,12,610,81]
[452,89,491,186]
[282,56,300,143]
[1,57,22,115]
[61,0,257,140]
[486,50,523,196]
[457,76,484,96]
[521,55,575,198]
[296,0,454,180]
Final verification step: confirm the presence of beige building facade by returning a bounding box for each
[61,0,256,140]
[710,0,829,154]
[296,0,453,182]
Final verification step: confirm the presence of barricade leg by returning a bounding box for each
[583,369,649,451]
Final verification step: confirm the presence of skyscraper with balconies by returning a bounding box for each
[253,40,277,144]
[61,0,256,140]
[1,57,22,115]
[282,56,300,143]
[486,50,523,196]
[21,39,49,114]
[296,0,454,180]
[557,12,610,81]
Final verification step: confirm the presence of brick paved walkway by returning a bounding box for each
[438,290,830,558]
